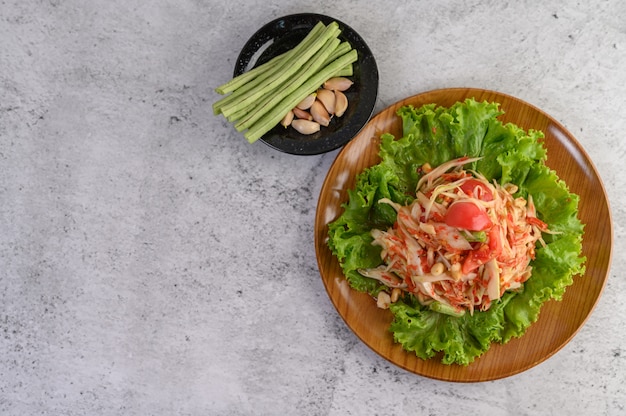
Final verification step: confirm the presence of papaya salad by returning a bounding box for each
[327,99,585,365]
[361,156,550,316]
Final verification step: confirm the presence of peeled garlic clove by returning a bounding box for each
[296,93,316,110]
[292,107,312,120]
[291,119,320,135]
[334,90,348,117]
[323,77,353,91]
[280,110,294,127]
[316,88,335,115]
[376,291,391,309]
[310,99,331,127]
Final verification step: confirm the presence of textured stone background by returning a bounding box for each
[1,0,624,415]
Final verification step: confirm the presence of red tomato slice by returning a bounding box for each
[460,179,493,201]
[462,244,492,274]
[444,201,493,231]
[461,226,501,274]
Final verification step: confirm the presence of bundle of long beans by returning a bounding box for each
[213,21,357,143]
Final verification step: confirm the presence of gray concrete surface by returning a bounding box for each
[1,0,625,414]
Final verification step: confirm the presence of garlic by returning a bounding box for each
[323,77,353,91]
[292,107,312,120]
[376,291,391,309]
[334,90,348,117]
[296,93,316,110]
[287,76,353,135]
[291,119,320,135]
[280,110,294,128]
[310,99,331,127]
[316,88,335,115]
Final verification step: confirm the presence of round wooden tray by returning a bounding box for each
[314,88,612,382]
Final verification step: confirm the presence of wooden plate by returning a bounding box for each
[314,88,613,382]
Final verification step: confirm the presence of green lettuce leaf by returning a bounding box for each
[327,98,586,365]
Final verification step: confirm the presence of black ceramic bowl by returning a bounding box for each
[234,13,379,155]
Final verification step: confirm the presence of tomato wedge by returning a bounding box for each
[461,226,502,274]
[462,244,492,274]
[444,201,493,231]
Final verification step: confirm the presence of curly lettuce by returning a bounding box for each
[327,98,586,365]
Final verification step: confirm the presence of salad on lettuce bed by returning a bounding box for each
[327,98,586,365]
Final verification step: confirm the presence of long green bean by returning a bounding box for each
[214,20,358,144]
[244,49,358,143]
[212,22,326,114]
[234,37,341,132]
[322,41,351,66]
[218,22,340,119]
[224,58,351,124]
[214,21,325,95]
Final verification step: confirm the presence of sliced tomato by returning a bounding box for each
[462,225,501,274]
[462,244,492,274]
[460,178,493,201]
[444,201,493,231]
